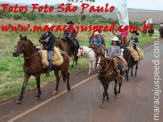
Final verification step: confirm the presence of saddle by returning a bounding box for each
[127,46,144,61]
[37,47,64,68]
[89,44,105,55]
[113,56,128,72]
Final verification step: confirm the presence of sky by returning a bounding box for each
[0,0,163,10]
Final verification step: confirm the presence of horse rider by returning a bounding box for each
[64,21,78,52]
[39,23,56,77]
[160,22,163,28]
[106,37,124,79]
[90,31,102,54]
[129,30,140,68]
[121,30,129,47]
[90,25,105,45]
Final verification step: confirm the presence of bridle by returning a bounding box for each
[79,47,92,56]
[96,55,114,73]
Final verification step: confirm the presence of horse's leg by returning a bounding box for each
[117,80,122,98]
[131,66,133,76]
[101,82,107,103]
[92,60,96,71]
[16,74,30,104]
[72,56,75,68]
[88,61,91,75]
[135,66,138,76]
[114,79,118,96]
[53,69,60,96]
[35,74,41,98]
[125,69,129,81]
[106,84,109,102]
[66,72,71,91]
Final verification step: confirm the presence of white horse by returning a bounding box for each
[77,46,96,75]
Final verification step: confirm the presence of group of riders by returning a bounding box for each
[38,21,163,79]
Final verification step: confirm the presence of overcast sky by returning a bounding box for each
[1,0,163,10]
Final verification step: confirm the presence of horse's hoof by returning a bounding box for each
[99,103,105,109]
[88,72,91,75]
[116,94,120,98]
[53,91,58,96]
[67,88,71,92]
[16,100,21,104]
[36,95,40,100]
[106,99,110,102]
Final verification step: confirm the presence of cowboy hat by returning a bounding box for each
[67,21,74,25]
[131,30,139,35]
[46,23,52,28]
[112,36,119,41]
[94,31,100,36]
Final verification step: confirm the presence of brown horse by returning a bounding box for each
[55,36,79,68]
[148,28,154,36]
[13,35,71,104]
[96,54,124,107]
[159,27,163,38]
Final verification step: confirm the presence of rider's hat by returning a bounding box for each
[94,31,100,36]
[131,30,139,35]
[46,23,52,29]
[67,21,74,25]
[112,36,119,41]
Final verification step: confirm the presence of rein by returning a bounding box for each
[100,56,114,73]
[80,47,94,57]
[21,51,38,60]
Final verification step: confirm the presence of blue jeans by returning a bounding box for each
[72,38,76,46]
[116,57,123,75]
[98,46,102,54]
[48,50,54,72]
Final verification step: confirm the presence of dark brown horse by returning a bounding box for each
[123,48,138,80]
[159,27,163,38]
[148,28,154,36]
[13,35,71,104]
[96,54,124,107]
[55,36,79,68]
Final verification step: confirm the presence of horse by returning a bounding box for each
[12,35,71,104]
[55,36,79,68]
[123,48,138,80]
[77,46,96,75]
[96,54,124,107]
[159,27,163,38]
[148,28,154,36]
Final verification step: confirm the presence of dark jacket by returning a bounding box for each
[64,28,77,38]
[39,32,56,51]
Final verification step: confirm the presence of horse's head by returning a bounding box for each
[77,46,84,57]
[96,54,105,71]
[13,34,29,57]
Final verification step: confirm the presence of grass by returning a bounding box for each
[0,16,158,101]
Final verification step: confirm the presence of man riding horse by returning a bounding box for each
[39,23,56,77]
[106,36,127,80]
[90,25,105,45]
[128,30,140,68]
[90,31,102,54]
[64,21,78,52]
